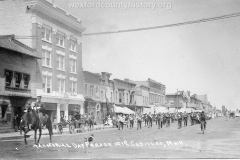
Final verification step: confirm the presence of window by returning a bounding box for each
[126,93,128,104]
[119,93,122,103]
[56,33,64,47]
[42,49,51,67]
[23,74,30,89]
[70,59,76,73]
[69,39,77,52]
[70,81,77,96]
[57,55,65,70]
[96,86,99,94]
[101,91,104,100]
[111,92,113,103]
[116,91,118,101]
[43,75,52,93]
[5,70,13,87]
[57,79,65,94]
[42,26,52,42]
[85,84,88,95]
[14,72,21,88]
[90,85,94,96]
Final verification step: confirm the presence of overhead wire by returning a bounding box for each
[83,12,240,36]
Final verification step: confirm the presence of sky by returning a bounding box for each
[53,0,240,110]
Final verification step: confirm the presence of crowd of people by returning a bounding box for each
[106,111,210,131]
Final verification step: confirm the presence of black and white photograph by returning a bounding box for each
[0,0,240,159]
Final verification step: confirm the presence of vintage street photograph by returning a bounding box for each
[0,0,240,159]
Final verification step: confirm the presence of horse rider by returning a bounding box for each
[183,111,188,127]
[177,112,183,129]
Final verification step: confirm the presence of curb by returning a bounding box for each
[0,126,114,140]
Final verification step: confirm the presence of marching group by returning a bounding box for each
[110,111,209,131]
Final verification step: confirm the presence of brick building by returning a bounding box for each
[132,78,166,106]
[0,0,85,122]
[83,71,101,123]
[0,35,41,128]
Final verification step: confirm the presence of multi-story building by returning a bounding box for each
[113,79,136,109]
[166,91,189,109]
[189,94,203,110]
[0,0,85,122]
[133,78,166,106]
[0,35,41,128]
[83,71,101,123]
[100,72,115,117]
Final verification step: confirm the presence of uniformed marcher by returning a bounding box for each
[183,111,188,127]
[190,112,194,125]
[166,113,170,127]
[163,113,166,126]
[177,112,183,129]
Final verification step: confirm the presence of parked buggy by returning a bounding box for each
[57,120,76,134]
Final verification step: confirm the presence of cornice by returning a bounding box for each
[26,0,85,33]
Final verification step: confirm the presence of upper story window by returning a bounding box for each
[42,25,52,43]
[5,70,13,87]
[90,85,94,96]
[57,55,65,71]
[85,84,88,95]
[57,79,65,94]
[43,75,52,93]
[69,38,77,52]
[70,81,77,96]
[70,59,77,73]
[4,70,30,89]
[56,32,64,47]
[42,49,51,67]
[23,74,30,89]
[119,92,122,103]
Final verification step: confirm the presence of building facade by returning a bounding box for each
[0,35,41,128]
[133,78,166,106]
[0,0,85,122]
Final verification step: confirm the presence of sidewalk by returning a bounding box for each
[0,124,114,140]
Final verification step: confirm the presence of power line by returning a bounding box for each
[83,12,240,36]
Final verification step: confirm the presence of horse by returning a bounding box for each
[22,109,53,145]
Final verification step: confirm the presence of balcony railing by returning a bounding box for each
[5,86,31,93]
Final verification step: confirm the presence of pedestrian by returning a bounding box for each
[144,113,148,127]
[157,113,162,129]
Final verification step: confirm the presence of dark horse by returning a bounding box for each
[22,109,53,145]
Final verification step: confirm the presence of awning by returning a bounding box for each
[114,105,135,114]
